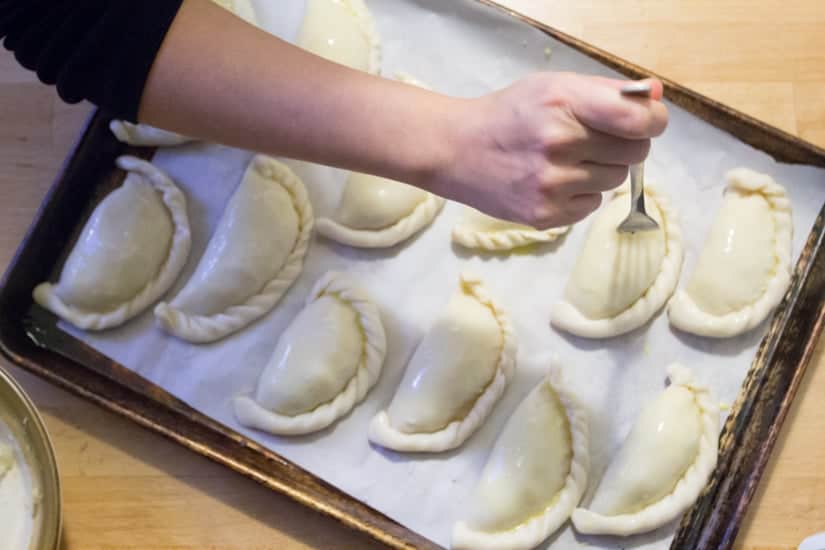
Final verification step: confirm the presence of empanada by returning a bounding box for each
[452,208,569,251]
[233,271,386,435]
[552,185,683,338]
[571,364,718,536]
[316,172,444,248]
[452,373,589,550]
[34,156,191,330]
[298,0,381,74]
[369,274,516,452]
[109,120,192,148]
[155,155,313,343]
[668,168,793,337]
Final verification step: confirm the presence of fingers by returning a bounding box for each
[546,163,629,194]
[564,76,668,139]
[547,124,651,165]
[519,164,622,229]
[527,192,603,229]
[454,72,668,232]
[531,163,625,227]
[567,192,603,219]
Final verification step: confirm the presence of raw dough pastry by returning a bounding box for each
[571,364,719,536]
[452,208,570,251]
[233,271,386,435]
[668,168,793,337]
[452,372,589,550]
[298,0,381,74]
[369,273,516,453]
[155,155,313,343]
[552,184,683,338]
[211,0,259,26]
[109,120,193,148]
[33,156,191,330]
[316,172,444,248]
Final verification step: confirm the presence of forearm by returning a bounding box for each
[140,0,461,188]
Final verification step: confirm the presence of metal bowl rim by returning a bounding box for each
[0,365,62,550]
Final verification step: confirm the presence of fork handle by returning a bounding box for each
[629,163,646,210]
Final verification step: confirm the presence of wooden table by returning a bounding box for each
[1,2,823,548]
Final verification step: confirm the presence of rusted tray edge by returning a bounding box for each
[481,0,825,168]
[673,206,825,549]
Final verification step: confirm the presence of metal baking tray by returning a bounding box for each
[1,1,824,548]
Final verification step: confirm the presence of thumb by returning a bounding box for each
[565,76,668,139]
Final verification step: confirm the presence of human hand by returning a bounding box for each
[430,72,668,228]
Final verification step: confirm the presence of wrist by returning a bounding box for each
[398,95,470,198]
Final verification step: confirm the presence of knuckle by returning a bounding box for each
[538,166,562,190]
[542,91,569,111]
[538,125,565,150]
[528,205,553,229]
[529,205,547,225]
[539,123,580,152]
[522,73,564,106]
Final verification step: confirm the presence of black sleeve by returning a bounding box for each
[1,0,185,122]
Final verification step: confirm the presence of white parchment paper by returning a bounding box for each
[63,1,825,548]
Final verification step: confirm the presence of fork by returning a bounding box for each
[616,82,660,233]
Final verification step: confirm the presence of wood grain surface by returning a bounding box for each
[1,2,823,549]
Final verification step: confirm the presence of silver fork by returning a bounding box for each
[616,82,660,233]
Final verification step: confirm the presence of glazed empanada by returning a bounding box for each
[452,373,589,550]
[34,156,191,330]
[211,0,258,26]
[109,120,193,148]
[669,168,793,338]
[155,155,313,343]
[298,0,381,74]
[316,172,444,248]
[552,185,683,338]
[452,208,570,251]
[328,172,428,231]
[233,272,385,435]
[369,274,516,452]
[571,364,718,536]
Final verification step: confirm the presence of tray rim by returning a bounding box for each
[1,2,825,549]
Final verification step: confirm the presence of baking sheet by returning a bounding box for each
[60,0,825,548]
